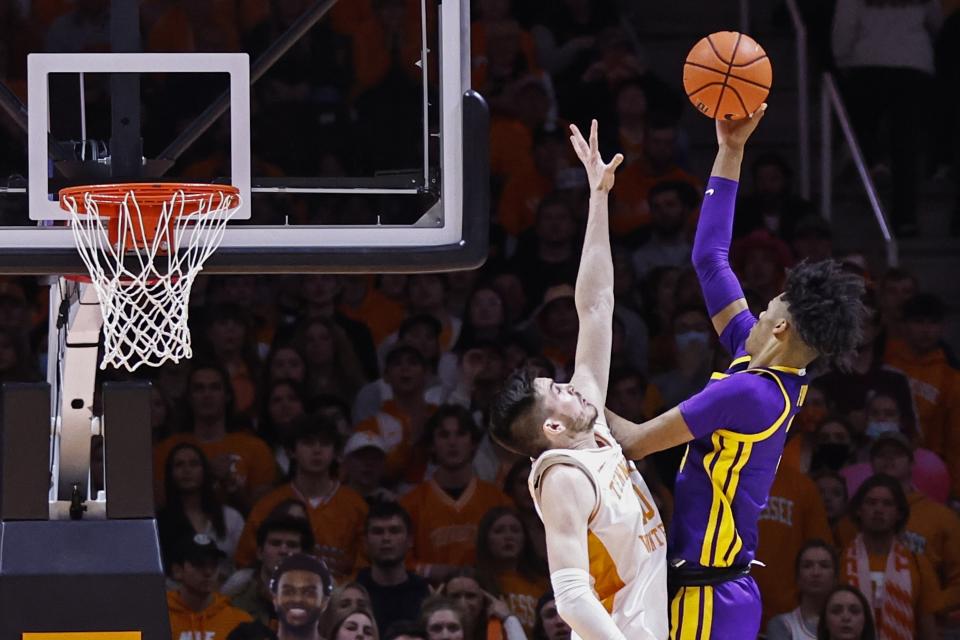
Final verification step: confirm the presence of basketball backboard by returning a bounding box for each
[0,0,488,275]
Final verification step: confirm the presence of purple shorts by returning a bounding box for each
[669,575,761,639]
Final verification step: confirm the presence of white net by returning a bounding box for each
[60,186,240,371]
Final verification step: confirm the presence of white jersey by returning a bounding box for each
[530,417,669,640]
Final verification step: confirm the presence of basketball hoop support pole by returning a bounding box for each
[48,280,105,517]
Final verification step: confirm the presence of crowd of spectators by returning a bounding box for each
[1,1,959,639]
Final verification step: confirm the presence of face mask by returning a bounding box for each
[865,421,900,440]
[811,442,849,471]
[675,331,709,352]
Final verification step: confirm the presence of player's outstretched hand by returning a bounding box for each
[716,103,767,150]
[570,119,624,193]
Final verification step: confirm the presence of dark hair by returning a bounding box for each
[423,404,482,447]
[816,585,876,640]
[531,590,558,640]
[383,620,427,640]
[782,260,866,366]
[795,538,839,578]
[270,552,333,595]
[503,458,533,501]
[384,344,427,370]
[848,474,909,533]
[257,378,307,447]
[161,443,226,539]
[226,621,278,640]
[475,506,546,595]
[321,605,379,640]
[751,151,793,180]
[186,361,242,431]
[365,501,413,534]
[398,313,442,340]
[263,341,308,385]
[489,369,549,457]
[283,412,342,453]
[901,293,946,322]
[255,515,315,552]
[647,179,701,210]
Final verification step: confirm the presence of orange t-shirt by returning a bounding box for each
[903,491,960,612]
[841,542,940,623]
[400,478,512,568]
[753,464,833,627]
[338,286,406,347]
[470,23,540,91]
[153,432,278,505]
[611,163,702,237]
[497,570,550,635]
[356,400,437,485]
[233,482,368,577]
[167,591,252,640]
[489,117,535,181]
[496,167,552,237]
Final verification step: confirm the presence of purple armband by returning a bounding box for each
[691,176,745,317]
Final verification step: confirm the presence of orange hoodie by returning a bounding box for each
[167,590,253,640]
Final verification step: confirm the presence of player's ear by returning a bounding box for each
[772,318,789,340]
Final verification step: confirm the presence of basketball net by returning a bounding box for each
[59,184,240,371]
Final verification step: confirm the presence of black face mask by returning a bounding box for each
[811,443,850,471]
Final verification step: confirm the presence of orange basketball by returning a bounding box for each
[683,31,772,120]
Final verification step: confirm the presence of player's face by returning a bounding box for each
[745,294,789,356]
[539,599,572,640]
[274,570,326,632]
[258,531,303,573]
[796,547,835,598]
[336,612,376,640]
[824,590,866,640]
[170,447,204,493]
[365,515,410,566]
[432,417,475,470]
[487,514,524,562]
[858,486,900,534]
[426,609,465,640]
[534,377,598,437]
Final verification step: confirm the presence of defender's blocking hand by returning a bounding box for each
[570,119,624,193]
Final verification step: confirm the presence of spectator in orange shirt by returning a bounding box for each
[154,363,278,511]
[443,573,526,640]
[496,129,572,237]
[841,475,939,640]
[502,459,547,567]
[167,534,253,640]
[611,117,701,238]
[754,463,834,628]
[234,415,368,579]
[400,405,512,578]
[870,432,960,614]
[341,432,395,505]
[356,346,439,486]
[338,275,407,348]
[766,540,839,640]
[475,506,549,634]
[882,293,960,496]
[271,553,334,640]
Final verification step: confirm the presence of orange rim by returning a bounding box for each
[58,182,240,214]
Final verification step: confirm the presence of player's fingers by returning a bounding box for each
[749,103,768,120]
[589,119,599,151]
[608,153,624,172]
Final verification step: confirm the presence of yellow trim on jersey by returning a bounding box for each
[700,586,714,639]
[669,588,682,639]
[678,444,691,473]
[700,433,754,567]
[798,384,809,407]
[710,372,728,381]
[714,369,792,443]
[680,586,701,640]
[730,355,751,367]
[587,531,625,613]
[769,364,805,375]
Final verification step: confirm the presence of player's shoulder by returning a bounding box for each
[537,463,596,510]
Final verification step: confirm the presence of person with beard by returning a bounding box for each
[167,534,253,640]
[223,516,315,627]
[490,121,668,639]
[629,180,699,280]
[400,405,511,580]
[234,416,368,579]
[271,553,334,640]
[840,475,939,640]
[355,502,430,635]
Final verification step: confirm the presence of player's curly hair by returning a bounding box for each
[782,259,866,367]
[489,369,549,458]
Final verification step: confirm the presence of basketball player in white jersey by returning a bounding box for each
[490,121,668,640]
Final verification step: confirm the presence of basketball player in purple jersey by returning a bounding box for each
[607,105,866,639]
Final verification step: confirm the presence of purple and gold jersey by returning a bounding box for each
[669,309,810,569]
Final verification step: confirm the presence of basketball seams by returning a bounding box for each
[713,32,742,119]
[704,34,733,66]
[730,53,768,68]
[725,85,750,118]
[724,71,771,91]
[684,60,731,77]
[687,82,726,98]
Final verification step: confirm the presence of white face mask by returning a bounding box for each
[674,330,710,351]
[865,420,900,440]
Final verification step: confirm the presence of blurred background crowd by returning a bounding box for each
[1,0,959,639]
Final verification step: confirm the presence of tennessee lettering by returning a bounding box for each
[757,496,794,526]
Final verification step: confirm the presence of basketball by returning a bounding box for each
[683,31,772,120]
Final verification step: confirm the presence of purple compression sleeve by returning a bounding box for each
[692,176,746,317]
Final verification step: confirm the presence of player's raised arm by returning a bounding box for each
[538,465,628,640]
[568,120,623,406]
[693,104,766,339]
